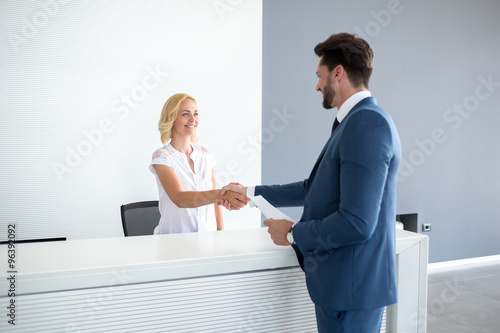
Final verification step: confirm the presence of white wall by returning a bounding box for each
[0,0,263,241]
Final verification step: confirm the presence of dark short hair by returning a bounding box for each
[314,33,374,89]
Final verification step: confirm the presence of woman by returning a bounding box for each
[150,93,248,234]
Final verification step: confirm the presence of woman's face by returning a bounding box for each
[172,99,198,137]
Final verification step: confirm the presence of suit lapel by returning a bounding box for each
[305,97,377,189]
[306,135,334,190]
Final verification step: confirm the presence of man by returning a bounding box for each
[223,33,401,332]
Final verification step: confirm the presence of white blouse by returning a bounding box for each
[149,143,217,234]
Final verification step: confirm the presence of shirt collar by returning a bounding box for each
[167,142,197,158]
[336,90,372,123]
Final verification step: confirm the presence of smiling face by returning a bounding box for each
[172,98,198,138]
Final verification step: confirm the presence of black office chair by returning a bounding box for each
[120,201,160,236]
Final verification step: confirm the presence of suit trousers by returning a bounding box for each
[315,305,384,333]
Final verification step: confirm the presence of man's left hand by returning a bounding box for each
[263,219,294,246]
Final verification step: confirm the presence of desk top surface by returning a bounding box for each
[0,227,426,295]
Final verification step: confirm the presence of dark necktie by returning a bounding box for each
[331,118,340,133]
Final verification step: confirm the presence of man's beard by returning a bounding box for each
[322,79,335,109]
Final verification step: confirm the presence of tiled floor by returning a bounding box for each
[427,259,500,332]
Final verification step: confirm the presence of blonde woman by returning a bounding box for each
[150,93,248,234]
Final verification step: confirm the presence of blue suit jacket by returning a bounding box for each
[256,97,401,311]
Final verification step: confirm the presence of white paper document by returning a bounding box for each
[249,195,296,223]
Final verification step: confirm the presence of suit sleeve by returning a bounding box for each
[293,110,395,253]
[255,180,308,208]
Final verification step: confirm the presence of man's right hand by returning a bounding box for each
[221,182,247,196]
[220,189,249,210]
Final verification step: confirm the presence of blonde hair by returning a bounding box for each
[158,93,199,144]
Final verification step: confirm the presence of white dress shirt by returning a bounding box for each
[336,90,372,123]
[150,143,217,234]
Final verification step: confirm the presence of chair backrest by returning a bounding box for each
[120,201,160,236]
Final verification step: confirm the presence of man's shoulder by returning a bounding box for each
[350,97,392,122]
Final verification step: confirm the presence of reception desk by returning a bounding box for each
[0,228,428,332]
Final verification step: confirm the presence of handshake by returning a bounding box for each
[217,183,249,211]
[216,183,295,246]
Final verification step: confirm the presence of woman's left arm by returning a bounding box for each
[212,169,224,230]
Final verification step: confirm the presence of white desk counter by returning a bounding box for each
[0,228,427,333]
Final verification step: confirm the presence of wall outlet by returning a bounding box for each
[422,223,432,232]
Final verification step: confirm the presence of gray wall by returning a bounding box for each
[262,0,500,263]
